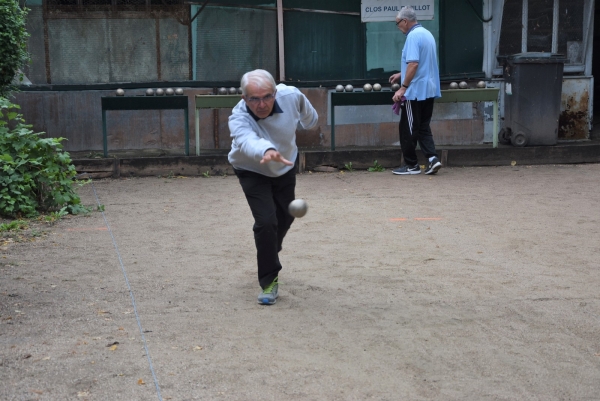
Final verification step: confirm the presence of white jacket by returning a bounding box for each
[228,84,318,177]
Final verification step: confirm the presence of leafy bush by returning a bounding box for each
[0,0,29,97]
[0,97,88,218]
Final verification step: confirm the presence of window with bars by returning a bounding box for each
[498,0,591,66]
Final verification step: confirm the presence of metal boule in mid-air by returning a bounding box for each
[288,199,308,218]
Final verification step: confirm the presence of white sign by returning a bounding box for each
[361,0,434,22]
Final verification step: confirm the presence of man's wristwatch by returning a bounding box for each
[402,83,409,88]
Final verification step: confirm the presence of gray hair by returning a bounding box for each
[240,69,276,95]
[396,7,417,22]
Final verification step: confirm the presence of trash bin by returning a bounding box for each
[497,53,566,147]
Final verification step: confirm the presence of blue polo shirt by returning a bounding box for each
[401,25,441,101]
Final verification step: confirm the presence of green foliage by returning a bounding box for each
[344,162,354,172]
[0,0,29,97]
[367,160,385,172]
[44,206,68,225]
[0,218,27,231]
[202,170,210,178]
[0,97,89,218]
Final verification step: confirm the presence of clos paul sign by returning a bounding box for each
[361,0,434,22]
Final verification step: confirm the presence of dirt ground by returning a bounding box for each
[1,164,600,401]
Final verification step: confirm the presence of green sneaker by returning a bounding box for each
[258,277,279,305]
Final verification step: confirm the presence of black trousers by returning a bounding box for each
[234,166,296,289]
[399,97,438,167]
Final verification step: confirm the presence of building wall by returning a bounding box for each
[18,1,595,148]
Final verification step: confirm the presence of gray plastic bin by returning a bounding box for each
[497,53,566,147]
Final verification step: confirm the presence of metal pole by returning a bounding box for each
[184,108,189,156]
[277,0,285,81]
[552,0,559,53]
[521,0,528,52]
[213,109,219,149]
[195,107,200,155]
[156,17,162,81]
[493,99,498,148]
[102,110,108,157]
[331,105,336,151]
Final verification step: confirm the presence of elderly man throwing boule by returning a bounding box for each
[389,6,442,175]
[228,69,318,305]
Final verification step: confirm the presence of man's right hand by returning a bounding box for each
[389,73,401,84]
[260,149,293,166]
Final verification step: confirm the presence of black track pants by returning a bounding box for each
[399,97,439,166]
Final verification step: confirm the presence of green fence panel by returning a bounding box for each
[439,0,485,78]
[283,11,365,81]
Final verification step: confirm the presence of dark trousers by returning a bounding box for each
[399,97,438,166]
[234,166,296,289]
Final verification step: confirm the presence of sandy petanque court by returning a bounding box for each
[1,164,599,400]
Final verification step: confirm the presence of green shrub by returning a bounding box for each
[0,0,29,97]
[367,160,385,172]
[0,97,88,218]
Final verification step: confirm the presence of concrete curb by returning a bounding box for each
[73,141,600,178]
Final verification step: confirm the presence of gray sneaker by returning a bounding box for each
[393,165,421,175]
[258,277,278,305]
[424,157,442,175]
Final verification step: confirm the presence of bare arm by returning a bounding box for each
[392,62,418,102]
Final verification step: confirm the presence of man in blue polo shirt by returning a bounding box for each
[389,7,442,175]
[229,69,318,305]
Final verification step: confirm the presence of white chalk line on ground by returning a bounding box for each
[91,181,163,401]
